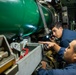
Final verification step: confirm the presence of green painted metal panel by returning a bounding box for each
[0,0,54,36]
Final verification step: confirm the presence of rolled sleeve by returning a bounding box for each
[37,68,53,75]
[56,47,65,61]
[58,47,65,58]
[37,68,48,75]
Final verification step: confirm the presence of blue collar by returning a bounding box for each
[65,63,76,69]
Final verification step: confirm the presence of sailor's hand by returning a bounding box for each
[39,41,55,48]
[41,61,47,69]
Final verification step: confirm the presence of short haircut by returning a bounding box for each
[51,22,62,29]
